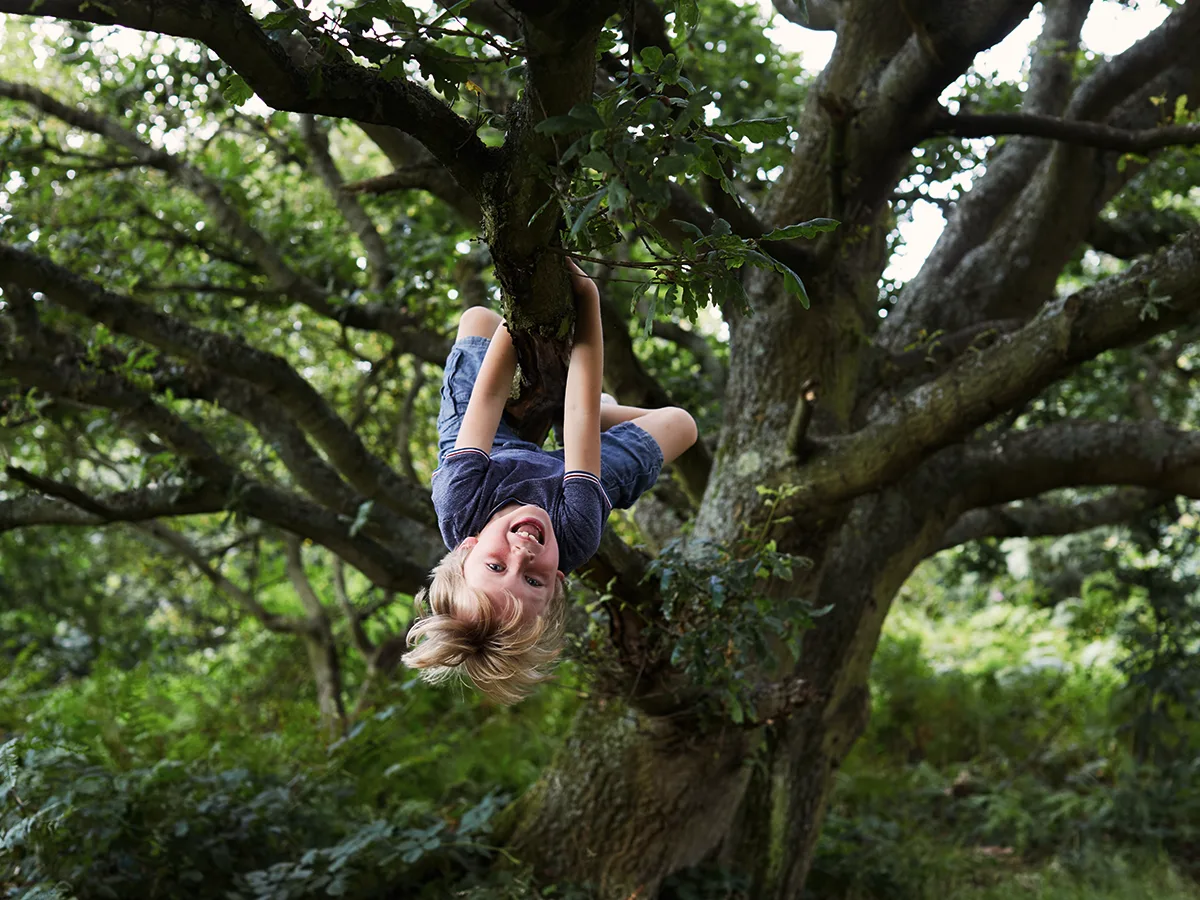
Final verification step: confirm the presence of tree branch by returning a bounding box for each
[333,557,375,657]
[299,115,393,291]
[872,319,1025,395]
[936,486,1171,552]
[0,242,433,526]
[139,520,313,634]
[650,320,726,400]
[1088,209,1198,260]
[1066,0,1200,121]
[157,364,434,550]
[355,124,483,224]
[772,0,841,32]
[794,226,1200,509]
[0,0,497,199]
[929,111,1200,154]
[0,476,226,533]
[0,330,432,590]
[285,534,348,733]
[882,2,1200,351]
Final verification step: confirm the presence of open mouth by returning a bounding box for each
[511,518,545,545]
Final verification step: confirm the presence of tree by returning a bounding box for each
[1,0,1199,896]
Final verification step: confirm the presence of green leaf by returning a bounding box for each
[221,73,254,107]
[426,0,471,29]
[569,102,606,130]
[728,695,744,725]
[567,190,605,243]
[674,0,700,32]
[536,104,604,136]
[721,117,790,142]
[578,150,615,173]
[658,54,682,85]
[607,179,630,214]
[387,0,418,28]
[259,9,304,29]
[344,0,393,27]
[639,46,664,71]
[671,219,705,240]
[761,218,840,241]
[536,114,583,135]
[775,260,810,309]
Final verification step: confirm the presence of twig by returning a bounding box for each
[785,378,820,457]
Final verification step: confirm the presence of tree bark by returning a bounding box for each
[508,703,753,897]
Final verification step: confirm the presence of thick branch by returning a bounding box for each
[772,0,841,31]
[0,333,431,589]
[883,3,1200,350]
[951,420,1200,507]
[834,0,1040,223]
[937,486,1170,551]
[1088,209,1198,260]
[796,227,1200,508]
[930,111,1200,154]
[1066,0,1200,121]
[0,243,433,526]
[0,478,225,532]
[883,319,1024,382]
[0,0,496,199]
[158,365,433,549]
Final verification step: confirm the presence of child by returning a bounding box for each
[403,261,698,703]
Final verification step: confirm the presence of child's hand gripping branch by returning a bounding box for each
[404,259,698,703]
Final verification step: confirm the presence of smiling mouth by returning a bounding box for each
[511,518,545,545]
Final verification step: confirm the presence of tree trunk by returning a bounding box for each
[508,703,754,897]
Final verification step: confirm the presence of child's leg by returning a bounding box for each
[457,306,503,342]
[605,404,697,465]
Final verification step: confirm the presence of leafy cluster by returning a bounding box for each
[534,47,836,319]
[645,533,820,724]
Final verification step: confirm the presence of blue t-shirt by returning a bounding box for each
[431,421,664,573]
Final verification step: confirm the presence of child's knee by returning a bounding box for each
[670,407,698,450]
[457,306,502,341]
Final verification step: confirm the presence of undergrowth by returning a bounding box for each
[3,556,1198,899]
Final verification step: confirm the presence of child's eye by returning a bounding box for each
[525,576,543,587]
[487,563,505,573]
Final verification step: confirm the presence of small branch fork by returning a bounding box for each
[786,379,820,457]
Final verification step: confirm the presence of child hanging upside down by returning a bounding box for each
[403,260,698,703]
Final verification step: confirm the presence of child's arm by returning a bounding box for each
[562,260,603,476]
[454,321,518,453]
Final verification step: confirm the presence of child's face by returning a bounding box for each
[461,504,564,619]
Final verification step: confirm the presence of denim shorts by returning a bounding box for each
[436,336,664,508]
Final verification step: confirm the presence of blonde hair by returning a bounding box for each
[402,541,567,704]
